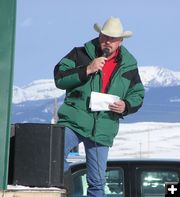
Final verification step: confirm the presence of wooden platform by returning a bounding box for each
[0,189,66,197]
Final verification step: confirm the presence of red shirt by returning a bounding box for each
[101,50,118,93]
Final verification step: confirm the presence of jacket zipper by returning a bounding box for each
[92,112,98,136]
[90,73,101,137]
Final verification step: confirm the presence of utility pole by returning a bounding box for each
[147,129,150,158]
[139,141,142,159]
[51,97,59,124]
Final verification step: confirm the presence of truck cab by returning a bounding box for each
[67,159,180,197]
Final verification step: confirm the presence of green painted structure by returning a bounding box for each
[0,0,16,190]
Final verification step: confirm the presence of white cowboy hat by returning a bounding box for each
[94,17,133,38]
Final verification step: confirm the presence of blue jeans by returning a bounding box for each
[64,127,109,197]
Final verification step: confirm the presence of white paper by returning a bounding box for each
[89,91,120,111]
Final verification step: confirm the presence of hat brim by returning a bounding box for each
[94,23,133,38]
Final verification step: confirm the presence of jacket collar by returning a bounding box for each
[84,38,98,60]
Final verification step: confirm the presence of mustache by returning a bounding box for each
[103,45,111,49]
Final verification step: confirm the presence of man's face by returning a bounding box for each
[99,33,123,55]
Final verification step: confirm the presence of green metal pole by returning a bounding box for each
[0,0,16,190]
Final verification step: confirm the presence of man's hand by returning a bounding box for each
[109,100,126,114]
[86,57,107,75]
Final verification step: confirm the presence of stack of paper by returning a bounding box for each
[89,91,120,111]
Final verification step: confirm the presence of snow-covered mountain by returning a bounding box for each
[13,79,65,104]
[12,66,180,104]
[139,66,180,87]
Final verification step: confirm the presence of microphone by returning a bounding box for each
[102,48,110,57]
[94,48,110,75]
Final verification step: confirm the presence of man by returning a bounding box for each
[54,17,144,197]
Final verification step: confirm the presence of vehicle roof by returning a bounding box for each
[70,158,180,170]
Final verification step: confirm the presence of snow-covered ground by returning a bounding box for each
[78,122,180,159]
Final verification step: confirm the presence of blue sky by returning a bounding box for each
[14,0,180,86]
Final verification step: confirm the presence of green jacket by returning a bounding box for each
[54,38,144,147]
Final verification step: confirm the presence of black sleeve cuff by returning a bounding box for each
[122,100,131,116]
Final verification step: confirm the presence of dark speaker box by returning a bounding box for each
[9,123,64,187]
